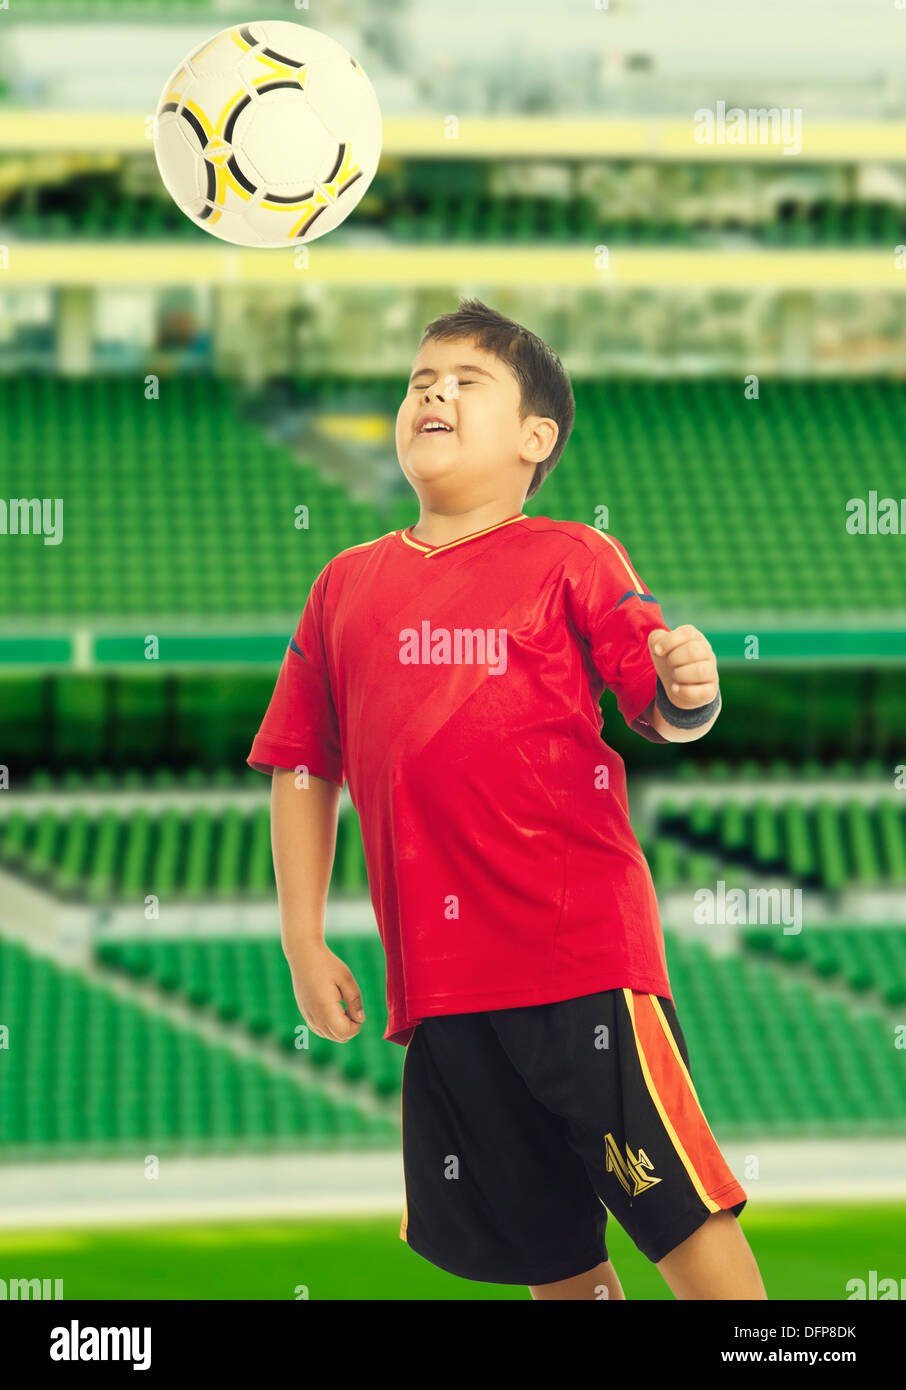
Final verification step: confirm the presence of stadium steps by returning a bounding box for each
[89,928,906,1139]
[2,376,906,619]
[0,375,384,619]
[0,792,367,902]
[1,888,903,1149]
[92,934,404,1101]
[3,766,905,904]
[7,172,906,247]
[530,379,906,618]
[0,935,398,1165]
[666,930,906,1139]
[651,790,906,893]
[740,925,906,1008]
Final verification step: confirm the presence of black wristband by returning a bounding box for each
[655,676,721,730]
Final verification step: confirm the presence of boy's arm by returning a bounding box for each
[271,767,340,952]
[565,541,719,745]
[270,767,365,1040]
[635,624,721,744]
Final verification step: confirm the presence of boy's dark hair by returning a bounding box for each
[417,297,575,501]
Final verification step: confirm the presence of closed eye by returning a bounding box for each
[409,381,475,389]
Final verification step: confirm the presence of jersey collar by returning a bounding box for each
[398,513,526,557]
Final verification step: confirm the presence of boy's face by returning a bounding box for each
[396,335,552,504]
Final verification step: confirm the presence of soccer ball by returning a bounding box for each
[153,19,382,248]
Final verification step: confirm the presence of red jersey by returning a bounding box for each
[248,513,673,1045]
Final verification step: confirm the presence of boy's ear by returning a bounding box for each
[524,416,558,460]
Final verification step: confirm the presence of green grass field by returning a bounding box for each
[0,1203,899,1299]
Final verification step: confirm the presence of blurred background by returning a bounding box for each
[0,0,905,1301]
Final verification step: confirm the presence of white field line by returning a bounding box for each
[633,777,902,835]
[0,777,894,823]
[0,1141,904,1232]
[0,786,355,817]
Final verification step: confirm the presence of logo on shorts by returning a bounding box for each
[604,1133,661,1197]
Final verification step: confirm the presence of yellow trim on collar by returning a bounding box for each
[400,513,526,556]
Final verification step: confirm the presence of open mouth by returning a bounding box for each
[416,423,453,437]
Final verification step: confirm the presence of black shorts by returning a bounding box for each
[399,988,747,1286]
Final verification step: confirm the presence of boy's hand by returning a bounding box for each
[647,625,719,709]
[287,940,366,1043]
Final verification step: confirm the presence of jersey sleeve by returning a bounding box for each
[247,570,344,787]
[566,533,668,728]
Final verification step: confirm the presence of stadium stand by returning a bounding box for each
[2,375,905,618]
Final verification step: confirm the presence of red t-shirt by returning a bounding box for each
[248,512,673,1045]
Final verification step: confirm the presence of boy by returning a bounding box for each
[248,298,766,1301]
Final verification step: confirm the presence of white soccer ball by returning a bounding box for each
[153,20,382,248]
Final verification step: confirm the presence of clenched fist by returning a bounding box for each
[648,625,719,710]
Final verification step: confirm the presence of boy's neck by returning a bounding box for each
[410,504,527,547]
